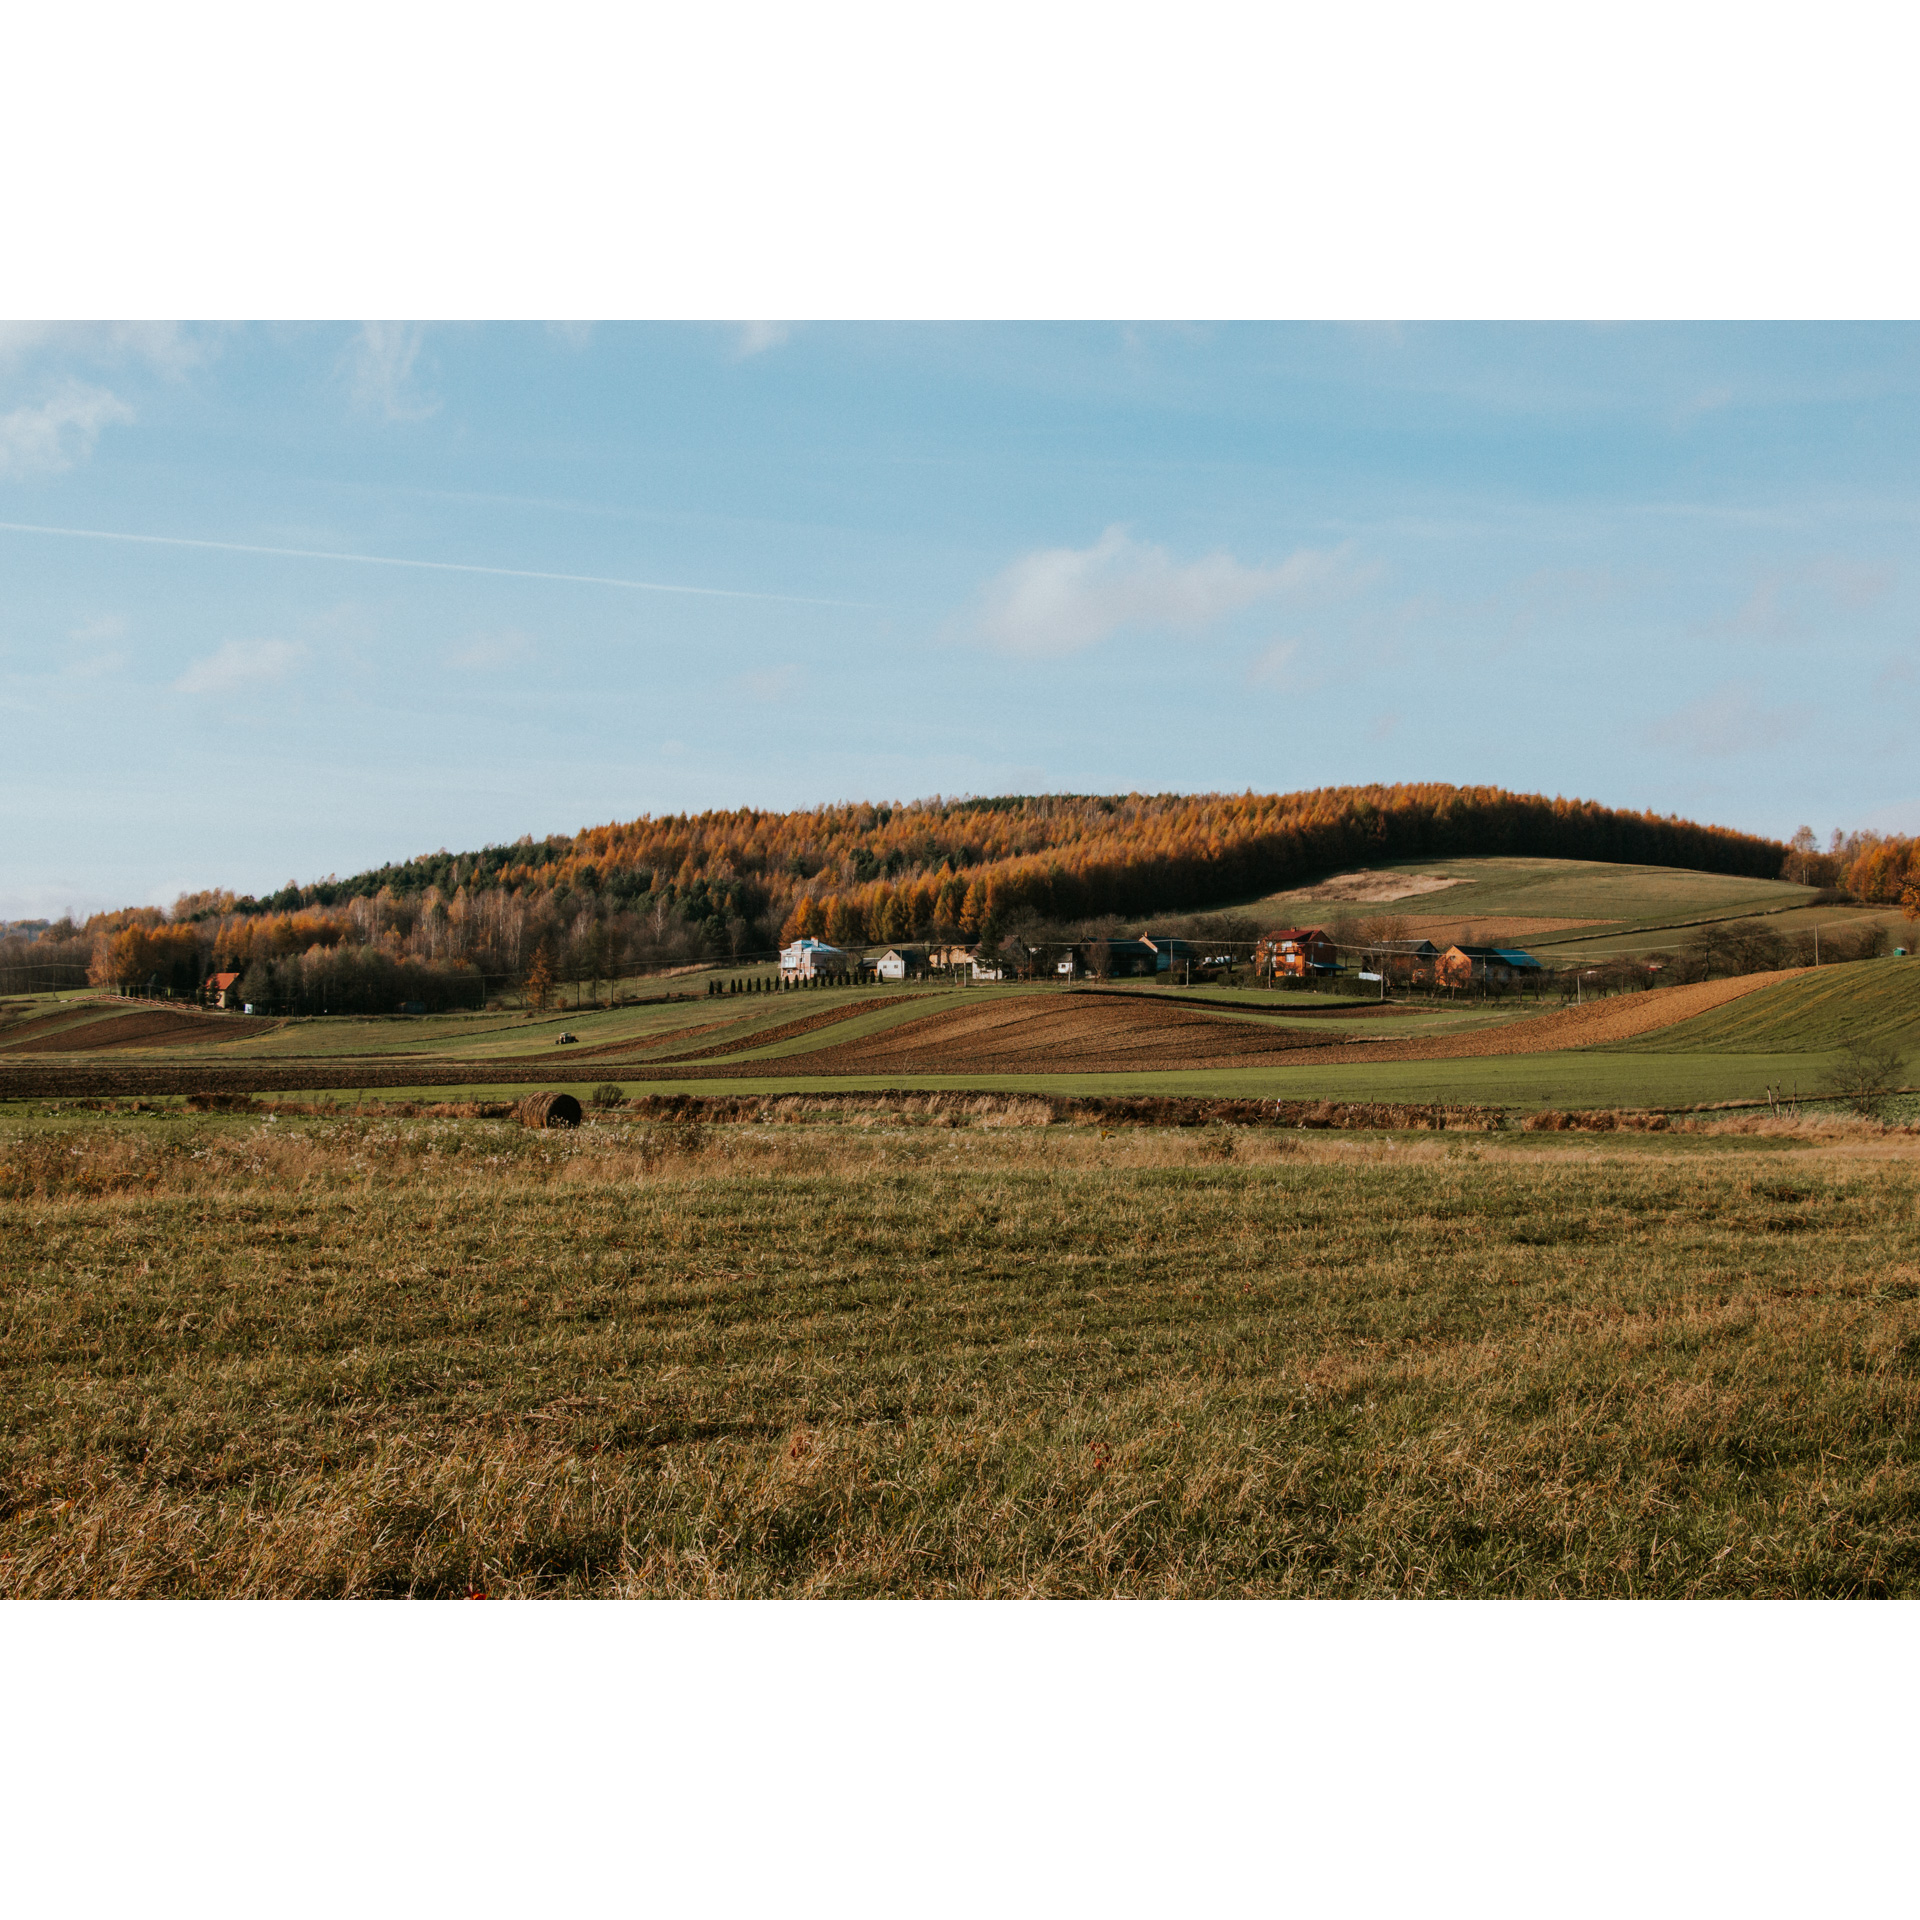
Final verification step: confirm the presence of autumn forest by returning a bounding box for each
[6,783,1916,1013]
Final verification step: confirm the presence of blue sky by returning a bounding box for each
[3,320,1918,920]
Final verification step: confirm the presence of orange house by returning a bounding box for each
[1255,927,1338,977]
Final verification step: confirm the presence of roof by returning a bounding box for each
[1261,926,1333,944]
[784,937,846,955]
[207,972,241,990]
[879,946,928,960]
[1447,944,1544,969]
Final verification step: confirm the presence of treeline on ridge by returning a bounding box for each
[2,784,1803,1004]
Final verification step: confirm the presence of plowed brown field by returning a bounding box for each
[0,1008,111,1048]
[0,1005,272,1053]
[789,995,1356,1074]
[644,996,894,1062]
[1274,970,1797,1064]
[0,971,1799,1100]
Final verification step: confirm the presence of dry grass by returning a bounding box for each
[3,1110,1918,1597]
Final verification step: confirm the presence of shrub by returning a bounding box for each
[1820,1040,1906,1119]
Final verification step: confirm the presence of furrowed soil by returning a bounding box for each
[0,973,1805,1100]
[735,973,1799,1075]
[0,1006,279,1054]
[3,1110,1916,1597]
[641,995,896,1061]
[778,995,1360,1074]
[1302,972,1800,1063]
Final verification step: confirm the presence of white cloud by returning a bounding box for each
[976,526,1353,656]
[65,650,126,681]
[735,662,801,703]
[343,323,438,420]
[444,628,534,672]
[734,322,792,358]
[66,615,129,680]
[174,639,306,695]
[0,323,213,376]
[1695,558,1896,642]
[0,381,134,479]
[1649,682,1802,758]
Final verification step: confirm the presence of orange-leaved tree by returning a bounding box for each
[524,942,554,1012]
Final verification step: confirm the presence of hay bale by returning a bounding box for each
[517,1090,582,1130]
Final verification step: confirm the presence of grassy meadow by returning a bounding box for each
[1240,853,1907,962]
[4,1103,1918,1597]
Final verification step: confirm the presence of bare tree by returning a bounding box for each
[1821,1038,1906,1118]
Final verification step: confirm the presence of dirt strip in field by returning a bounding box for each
[1279,969,1799,1064]
[639,996,896,1061]
[0,1005,282,1054]
[784,995,1355,1075]
[0,970,1799,1098]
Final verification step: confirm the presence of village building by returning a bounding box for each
[928,943,975,973]
[1382,938,1444,988]
[1437,944,1545,991]
[1067,936,1159,979]
[1255,927,1339,978]
[779,936,853,981]
[203,970,243,1010]
[875,946,931,980]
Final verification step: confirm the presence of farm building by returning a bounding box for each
[928,943,975,973]
[876,946,931,980]
[779,937,854,981]
[1255,927,1339,978]
[203,970,243,1010]
[1141,935,1234,983]
[1438,944,1546,990]
[1381,939,1444,987]
[1068,937,1159,979]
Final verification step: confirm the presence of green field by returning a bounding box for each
[1237,853,1905,962]
[5,1107,1917,1597]
[6,937,1917,1124]
[1625,959,1920,1055]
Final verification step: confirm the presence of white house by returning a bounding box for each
[780,936,852,981]
[875,947,930,981]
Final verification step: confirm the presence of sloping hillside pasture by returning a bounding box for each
[3,961,1915,1117]
[1236,854,1904,963]
[1622,960,1920,1056]
[3,1110,1917,1597]
[1244,855,1809,940]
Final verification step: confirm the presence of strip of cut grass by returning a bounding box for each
[4,1113,1916,1597]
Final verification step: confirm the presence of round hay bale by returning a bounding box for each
[518,1090,583,1130]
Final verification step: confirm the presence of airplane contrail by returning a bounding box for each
[0,519,870,608]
